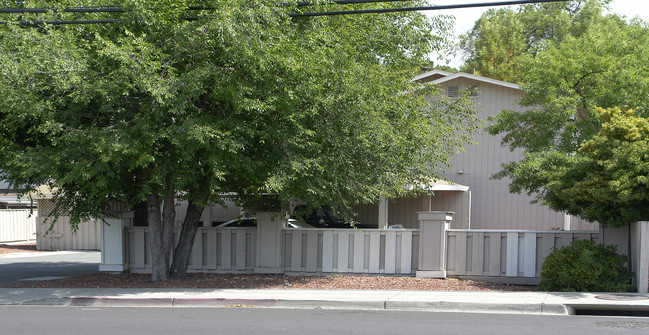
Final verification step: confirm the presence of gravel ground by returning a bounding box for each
[10,273,536,291]
[0,243,40,255]
[1,243,536,291]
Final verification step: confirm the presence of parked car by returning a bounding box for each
[214,217,314,229]
[291,205,378,229]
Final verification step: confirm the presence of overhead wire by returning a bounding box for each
[0,0,569,25]
[290,0,568,17]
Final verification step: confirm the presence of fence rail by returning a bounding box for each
[0,209,36,243]
[446,229,600,278]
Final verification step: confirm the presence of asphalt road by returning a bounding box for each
[1,306,648,335]
[0,250,100,287]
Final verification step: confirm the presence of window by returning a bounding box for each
[447,85,460,97]
[466,84,479,97]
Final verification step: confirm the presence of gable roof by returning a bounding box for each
[411,69,454,83]
[412,70,522,91]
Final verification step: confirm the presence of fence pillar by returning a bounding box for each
[631,221,649,293]
[99,211,133,272]
[378,196,388,229]
[255,212,284,274]
[416,211,452,278]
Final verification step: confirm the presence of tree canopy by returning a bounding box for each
[0,1,478,279]
[505,108,649,227]
[459,0,612,82]
[486,12,649,227]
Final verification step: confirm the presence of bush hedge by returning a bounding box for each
[539,239,635,292]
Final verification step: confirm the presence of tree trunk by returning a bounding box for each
[169,200,204,278]
[162,184,176,273]
[147,194,168,281]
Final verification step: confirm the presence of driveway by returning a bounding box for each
[0,250,100,287]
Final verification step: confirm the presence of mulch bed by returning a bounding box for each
[9,272,537,291]
[0,243,40,255]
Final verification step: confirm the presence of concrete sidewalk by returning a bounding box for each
[1,288,649,315]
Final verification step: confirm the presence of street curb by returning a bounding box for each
[16,297,72,306]
[13,295,569,315]
[172,298,277,307]
[65,296,280,308]
[274,299,386,310]
[63,297,384,310]
[4,292,646,315]
[385,301,569,315]
[70,296,174,307]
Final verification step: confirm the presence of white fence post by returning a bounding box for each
[254,212,284,274]
[632,221,649,293]
[99,212,132,272]
[416,211,452,278]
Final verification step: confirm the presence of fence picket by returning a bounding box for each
[291,231,302,271]
[306,230,318,272]
[487,232,501,276]
[400,231,412,274]
[455,232,467,275]
[506,232,518,277]
[353,231,365,273]
[337,232,350,272]
[221,229,232,269]
[470,232,484,276]
[368,232,380,273]
[235,229,246,270]
[385,231,397,274]
[322,231,334,272]
[523,233,536,277]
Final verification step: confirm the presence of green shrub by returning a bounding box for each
[539,239,635,292]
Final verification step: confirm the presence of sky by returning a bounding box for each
[427,0,649,68]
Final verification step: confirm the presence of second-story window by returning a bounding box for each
[447,85,460,97]
[466,84,479,97]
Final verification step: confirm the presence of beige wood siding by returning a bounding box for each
[437,78,587,231]
[351,192,469,229]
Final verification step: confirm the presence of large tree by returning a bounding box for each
[486,14,649,227]
[459,0,611,82]
[0,1,478,279]
[507,107,649,227]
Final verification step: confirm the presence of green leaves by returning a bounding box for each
[0,1,477,220]
[539,239,634,292]
[484,8,649,227]
[498,108,649,227]
[460,0,611,83]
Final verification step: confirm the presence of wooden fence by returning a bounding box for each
[283,229,418,274]
[0,209,36,243]
[122,225,601,282]
[124,227,257,273]
[124,227,417,275]
[446,229,600,278]
[36,216,101,250]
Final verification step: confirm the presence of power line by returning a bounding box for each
[1,0,568,25]
[0,1,416,13]
[290,0,569,17]
[0,6,126,14]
